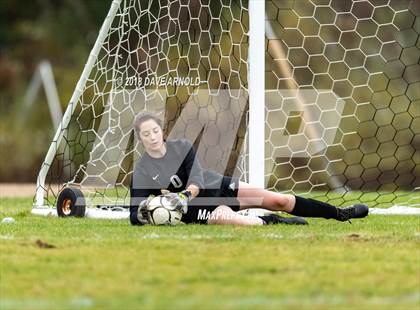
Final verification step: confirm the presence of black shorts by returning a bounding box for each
[181,176,240,224]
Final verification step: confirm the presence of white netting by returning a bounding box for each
[38,0,249,207]
[36,0,419,209]
[264,0,419,208]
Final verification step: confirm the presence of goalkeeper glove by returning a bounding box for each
[137,195,155,225]
[161,190,192,214]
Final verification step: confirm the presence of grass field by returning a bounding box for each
[1,197,419,309]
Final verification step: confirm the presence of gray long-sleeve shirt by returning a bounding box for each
[130,138,224,224]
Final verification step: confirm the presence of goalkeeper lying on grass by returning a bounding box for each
[130,112,368,226]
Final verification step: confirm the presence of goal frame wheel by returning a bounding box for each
[56,187,86,218]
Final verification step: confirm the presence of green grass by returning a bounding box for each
[1,197,419,310]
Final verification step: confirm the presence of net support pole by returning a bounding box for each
[248,0,265,189]
[39,61,63,130]
[35,0,123,207]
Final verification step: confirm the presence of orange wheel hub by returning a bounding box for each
[62,198,72,215]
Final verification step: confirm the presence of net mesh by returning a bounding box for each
[39,0,250,207]
[37,0,419,209]
[265,0,419,207]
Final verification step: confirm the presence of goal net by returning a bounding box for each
[34,0,419,216]
[263,0,419,209]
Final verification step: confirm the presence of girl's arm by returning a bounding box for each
[130,165,159,225]
[181,140,204,195]
[185,183,199,199]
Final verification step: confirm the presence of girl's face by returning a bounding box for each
[138,119,164,153]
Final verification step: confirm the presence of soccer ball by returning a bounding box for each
[147,195,183,226]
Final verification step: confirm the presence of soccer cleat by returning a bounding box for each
[259,214,308,225]
[336,204,369,222]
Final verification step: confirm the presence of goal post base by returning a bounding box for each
[369,206,420,216]
[31,206,130,220]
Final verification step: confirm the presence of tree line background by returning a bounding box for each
[0,1,109,182]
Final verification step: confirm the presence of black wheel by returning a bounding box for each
[56,187,86,218]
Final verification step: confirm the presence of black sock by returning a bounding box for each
[290,196,338,219]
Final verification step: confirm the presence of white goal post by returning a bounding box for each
[33,0,420,218]
[35,0,122,208]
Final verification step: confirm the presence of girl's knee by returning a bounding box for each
[276,194,295,212]
[207,205,234,225]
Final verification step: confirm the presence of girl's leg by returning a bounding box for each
[207,205,264,225]
[237,182,338,219]
[237,181,296,212]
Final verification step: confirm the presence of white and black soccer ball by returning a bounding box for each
[147,195,182,226]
